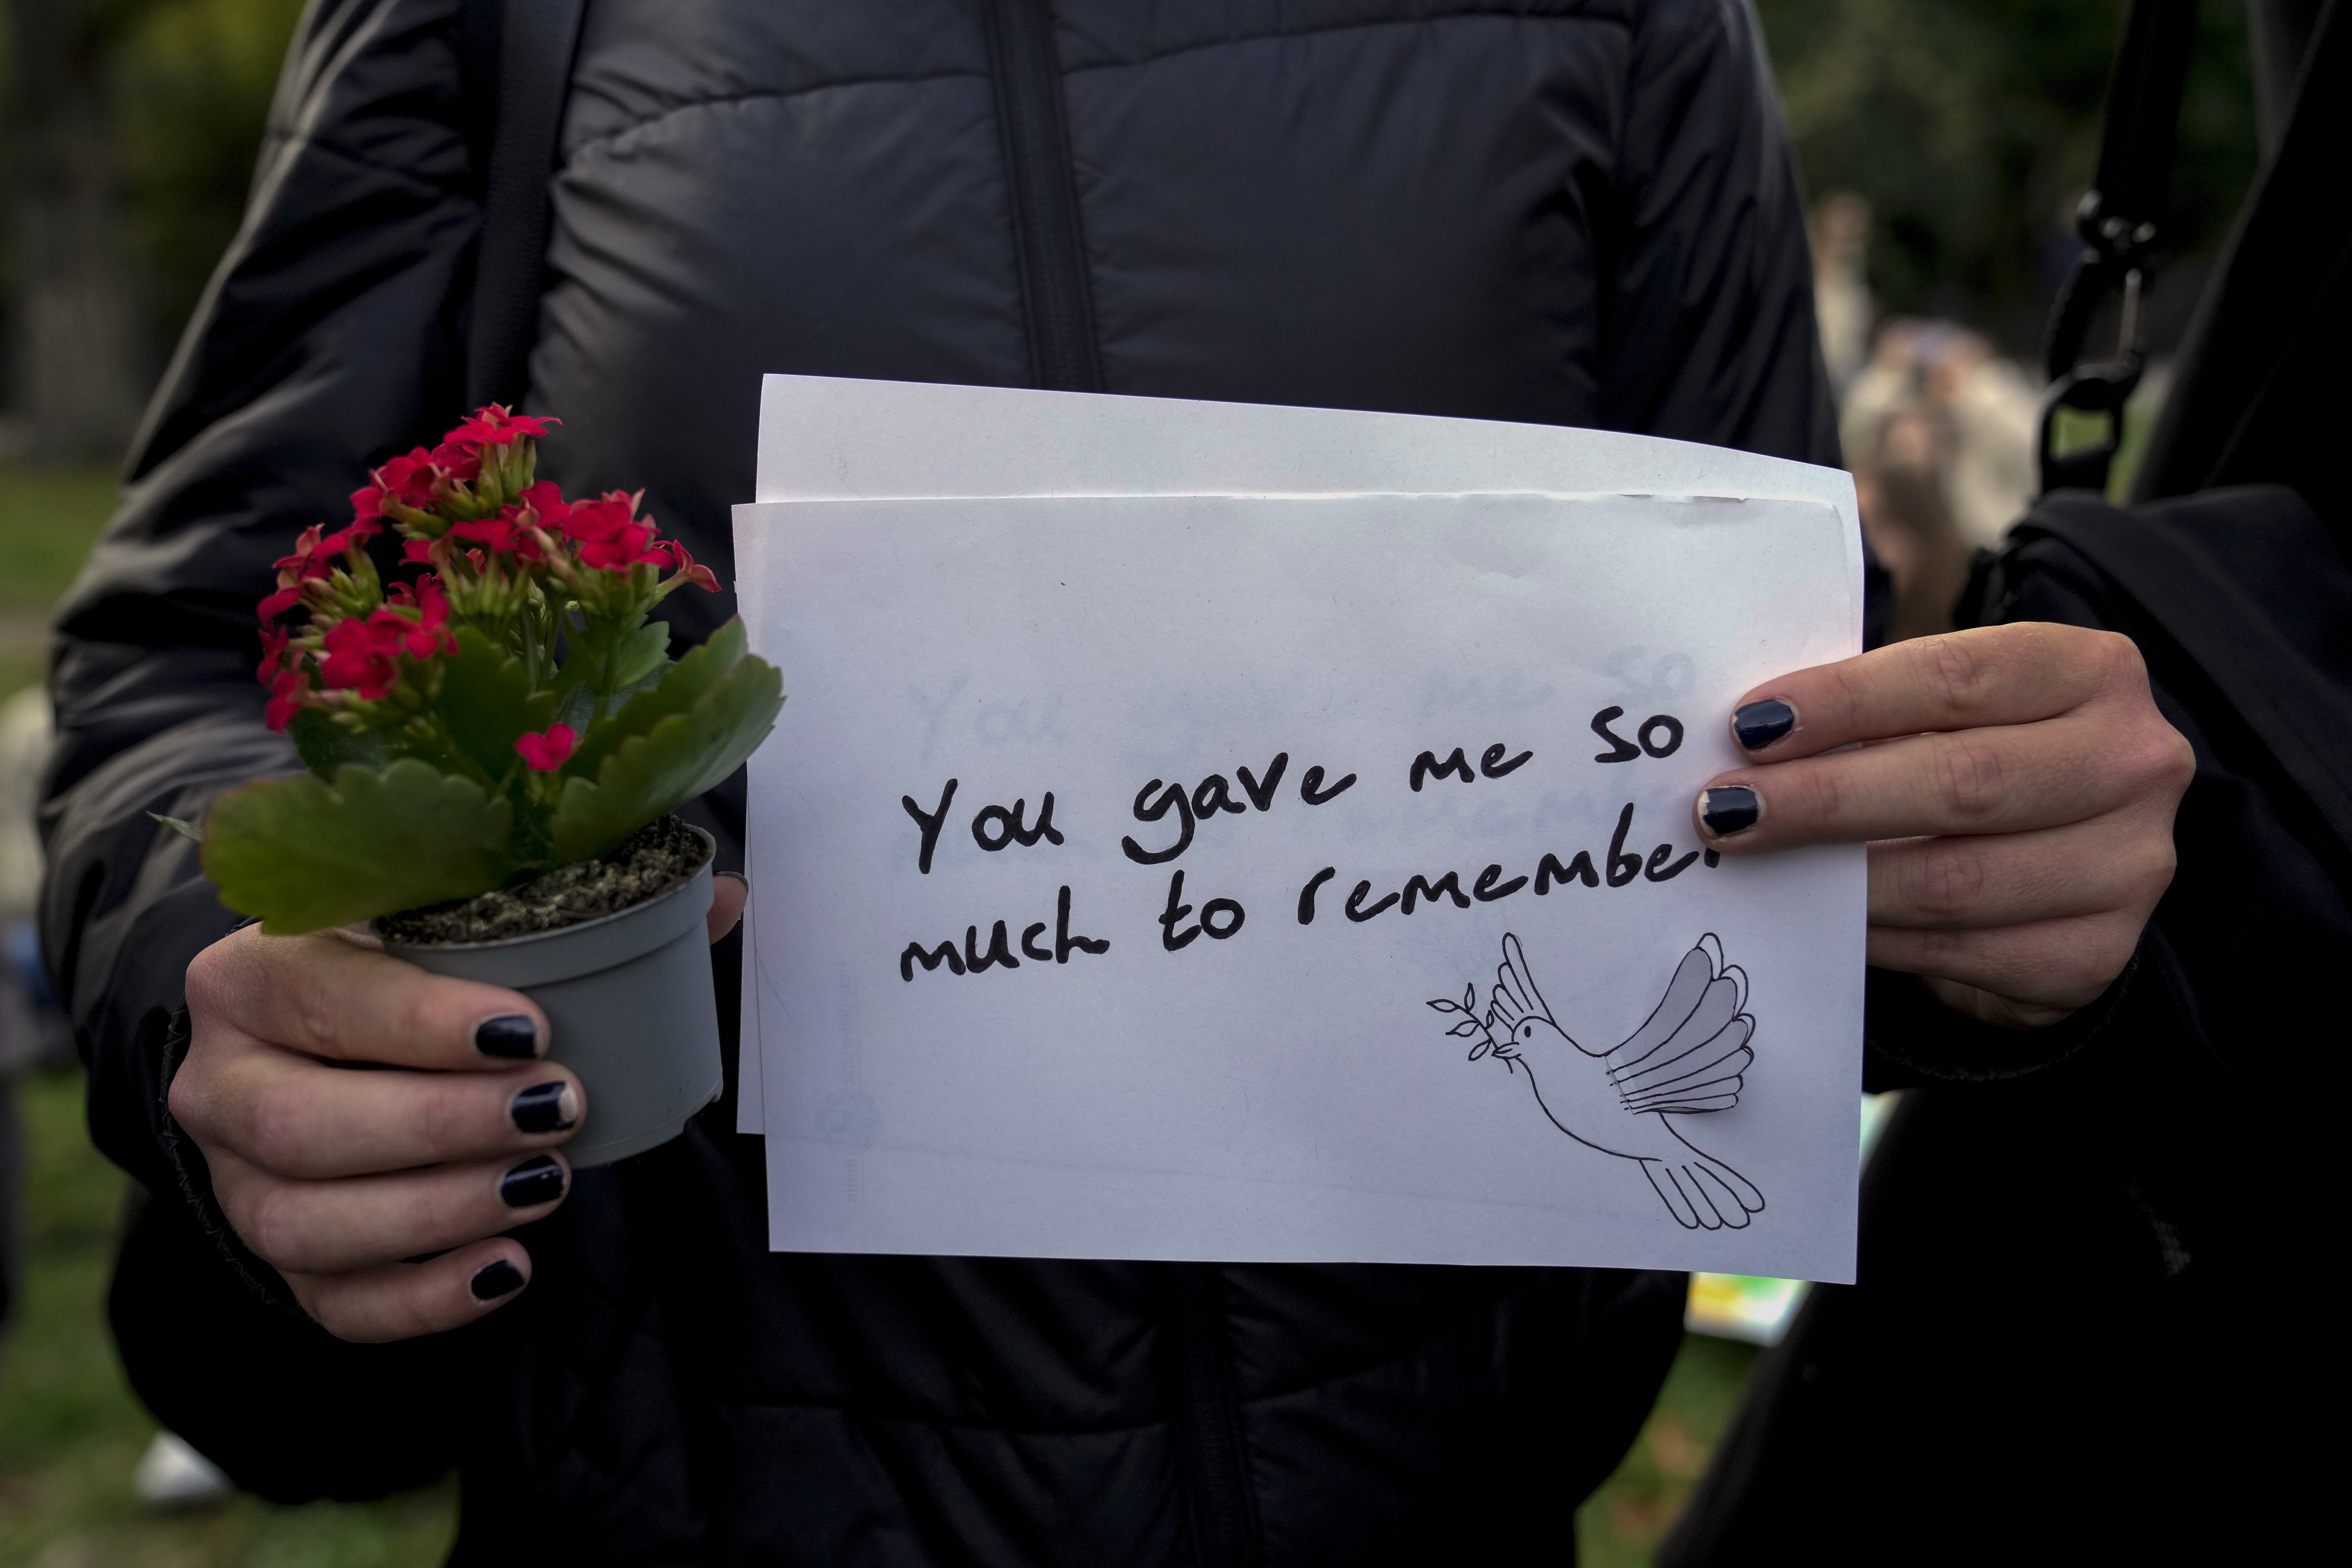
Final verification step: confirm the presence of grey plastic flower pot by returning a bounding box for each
[376,827,722,1168]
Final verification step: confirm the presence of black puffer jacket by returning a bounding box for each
[45,2,1835,1562]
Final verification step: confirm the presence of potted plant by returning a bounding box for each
[178,406,783,1166]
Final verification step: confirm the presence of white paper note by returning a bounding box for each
[735,487,1863,1281]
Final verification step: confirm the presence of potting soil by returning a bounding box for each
[378,816,711,944]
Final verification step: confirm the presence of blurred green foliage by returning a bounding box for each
[116,0,310,355]
[0,1069,457,1566]
[1580,1335,1762,1566]
[0,465,118,608]
[1760,0,2257,351]
[0,0,306,400]
[0,463,118,695]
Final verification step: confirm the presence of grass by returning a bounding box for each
[0,1069,458,1567]
[0,467,120,611]
[0,462,461,1564]
[0,458,1758,1563]
[1578,1335,1758,1565]
[0,463,123,701]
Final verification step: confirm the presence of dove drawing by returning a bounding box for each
[1429,933,1766,1230]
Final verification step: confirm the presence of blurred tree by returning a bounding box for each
[1758,0,2258,355]
[117,0,307,380]
[4,0,167,463]
[0,0,301,465]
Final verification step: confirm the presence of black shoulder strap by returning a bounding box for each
[2037,0,2198,496]
[2131,0,2349,543]
[464,0,588,412]
[2010,487,2352,862]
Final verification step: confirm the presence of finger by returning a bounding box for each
[286,1237,533,1344]
[709,872,747,943]
[1866,815,2176,930]
[177,1044,581,1179]
[213,1146,570,1276]
[1696,712,2178,849]
[187,924,548,1069]
[1726,624,2144,759]
[1866,907,2148,1016]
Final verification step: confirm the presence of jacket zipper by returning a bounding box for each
[979,0,1104,392]
[978,11,1254,1559]
[1157,1263,1265,1568]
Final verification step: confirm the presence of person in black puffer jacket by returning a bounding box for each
[40,3,2190,1563]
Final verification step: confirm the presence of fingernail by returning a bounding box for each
[499,1155,566,1209]
[470,1259,526,1301]
[1731,699,1797,751]
[509,1081,576,1134]
[715,871,748,887]
[475,1015,541,1060]
[1699,785,1762,837]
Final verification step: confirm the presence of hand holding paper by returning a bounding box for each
[1695,623,2192,1028]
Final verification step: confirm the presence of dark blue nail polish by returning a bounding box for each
[1731,699,1797,751]
[509,1081,574,1134]
[499,1155,566,1209]
[1699,785,1761,837]
[470,1259,526,1301]
[475,1015,539,1060]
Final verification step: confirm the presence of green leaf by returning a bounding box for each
[555,617,675,732]
[607,617,672,696]
[202,759,514,934]
[566,618,750,781]
[437,626,557,781]
[548,652,783,864]
[288,707,390,777]
[148,812,204,844]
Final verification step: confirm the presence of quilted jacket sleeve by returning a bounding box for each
[1604,0,1841,467]
[39,0,486,1501]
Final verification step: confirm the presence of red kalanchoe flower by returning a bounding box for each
[263,667,310,733]
[355,449,444,522]
[449,405,558,448]
[450,514,544,561]
[401,580,459,659]
[514,724,577,772]
[317,615,405,699]
[260,526,327,621]
[655,539,721,593]
[269,523,326,579]
[559,492,662,571]
[256,624,292,684]
[313,520,379,558]
[508,479,569,525]
[429,439,484,485]
[450,516,517,551]
[259,518,381,622]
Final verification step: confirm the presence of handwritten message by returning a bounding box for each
[736,490,1864,1280]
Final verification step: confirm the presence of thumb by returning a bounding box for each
[708,872,748,943]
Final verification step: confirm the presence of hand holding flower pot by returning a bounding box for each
[191,407,783,1167]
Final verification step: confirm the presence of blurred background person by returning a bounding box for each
[1811,191,1876,394]
[1925,327,2041,547]
[1854,406,1971,644]
[1841,316,2042,550]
